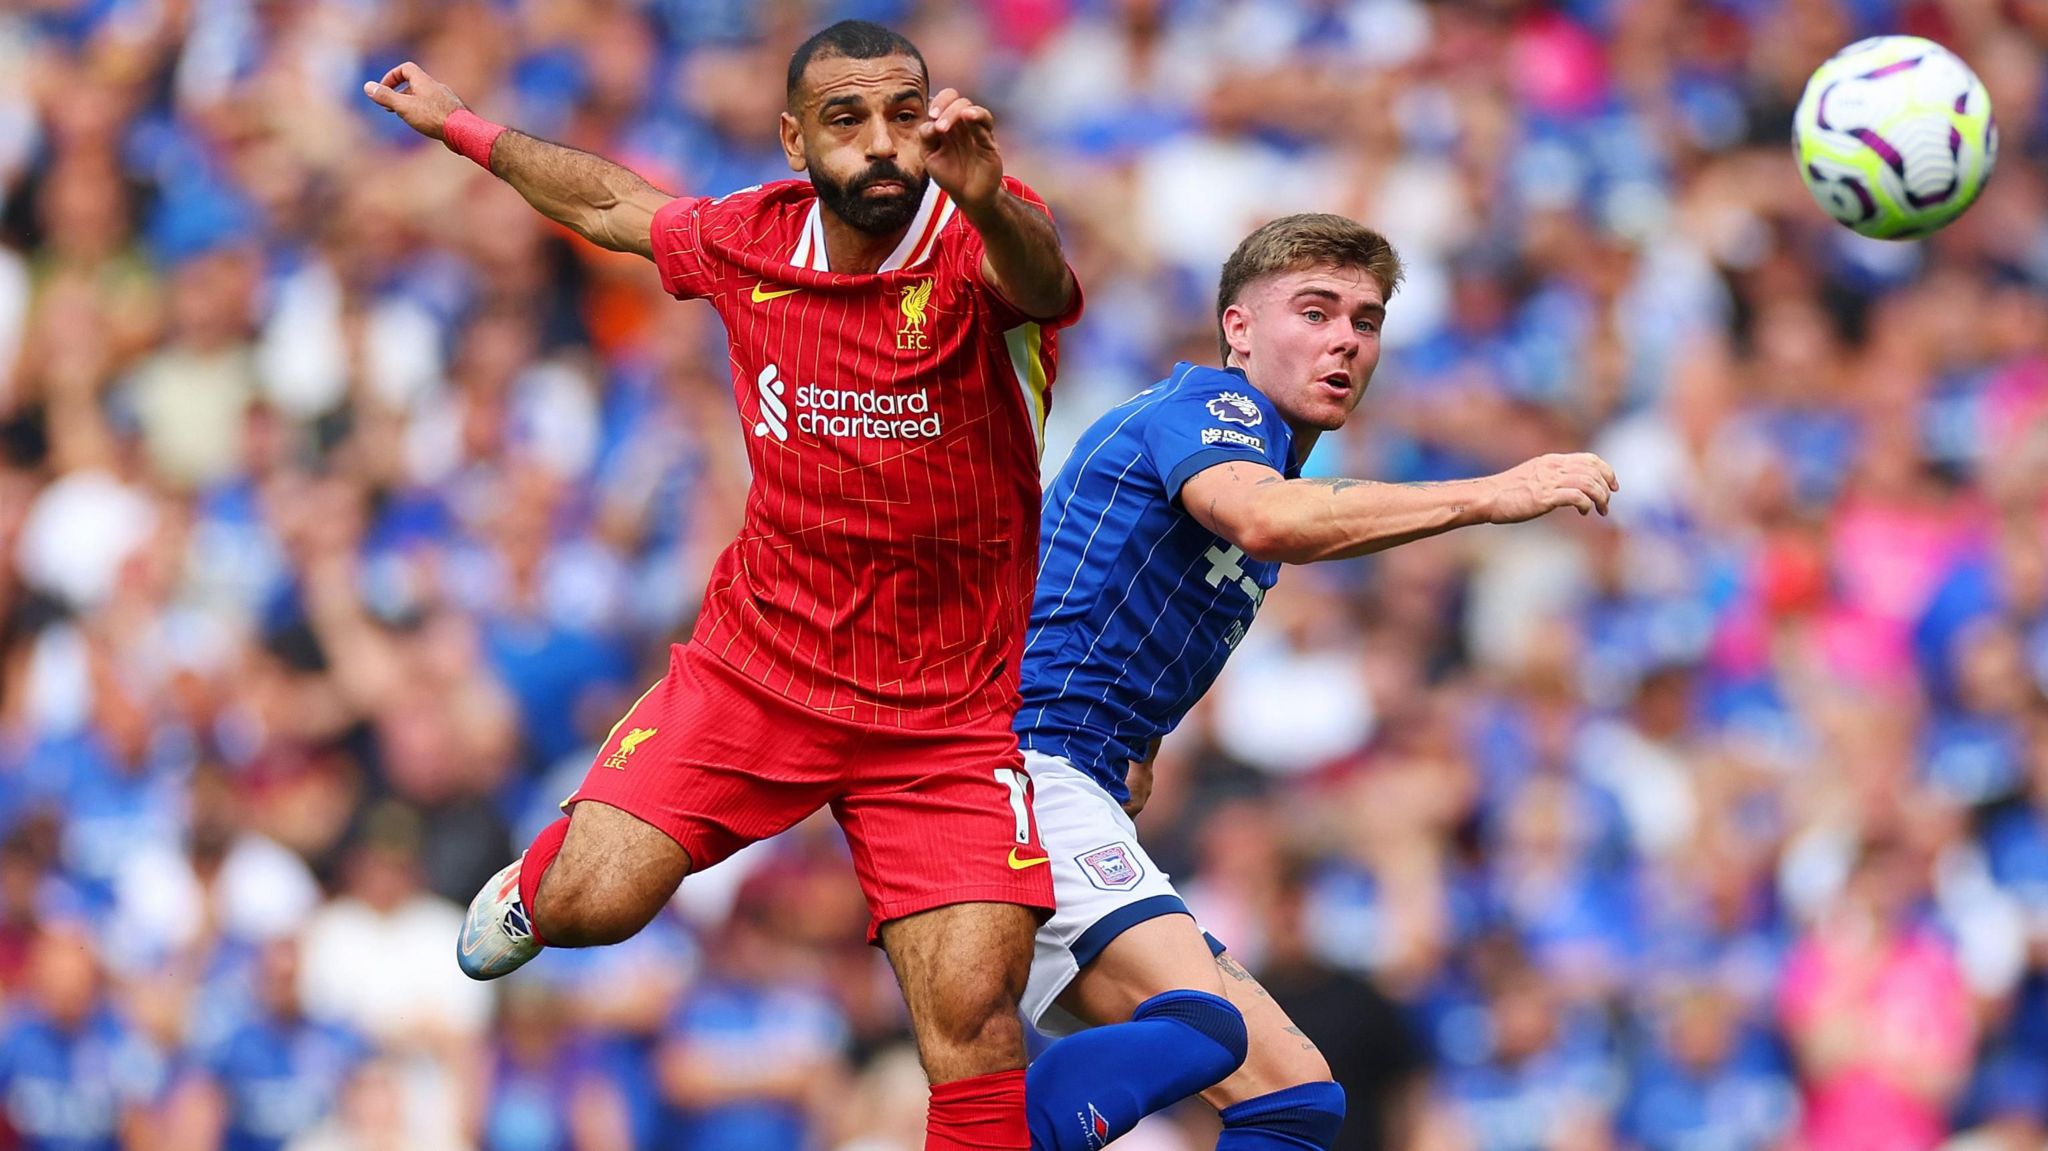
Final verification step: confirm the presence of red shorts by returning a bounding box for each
[564,643,1055,938]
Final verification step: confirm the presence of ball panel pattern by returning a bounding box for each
[1791,35,1996,239]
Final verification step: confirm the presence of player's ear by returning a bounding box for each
[1221,303,1254,364]
[779,111,807,173]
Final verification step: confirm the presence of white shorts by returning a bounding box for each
[1021,749,1203,1037]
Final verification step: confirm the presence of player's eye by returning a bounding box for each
[1355,318,1378,334]
[1304,309,1326,323]
[895,111,919,123]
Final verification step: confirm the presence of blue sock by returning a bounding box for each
[1027,988,1248,1151]
[1216,1082,1347,1150]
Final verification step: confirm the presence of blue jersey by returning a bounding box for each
[0,1008,168,1151]
[1017,363,1298,800]
[206,1014,366,1151]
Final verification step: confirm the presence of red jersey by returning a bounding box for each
[649,178,1080,728]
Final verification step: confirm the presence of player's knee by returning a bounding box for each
[531,804,689,947]
[1209,1026,1335,1111]
[531,857,665,946]
[1221,1081,1346,1149]
[918,965,1027,1061]
[939,978,1025,1045]
[1133,989,1248,1085]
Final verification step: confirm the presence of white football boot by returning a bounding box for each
[457,857,540,980]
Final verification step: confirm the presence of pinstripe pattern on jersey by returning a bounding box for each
[1014,364,1296,798]
[650,179,1071,729]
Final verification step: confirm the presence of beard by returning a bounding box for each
[811,159,928,235]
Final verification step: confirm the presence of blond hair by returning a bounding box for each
[1216,214,1404,360]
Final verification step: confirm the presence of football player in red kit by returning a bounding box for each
[365,20,1079,1150]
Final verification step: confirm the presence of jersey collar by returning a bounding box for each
[790,181,955,274]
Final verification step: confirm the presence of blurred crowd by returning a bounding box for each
[0,0,2045,1148]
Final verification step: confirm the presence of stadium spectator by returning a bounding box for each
[1427,935,1618,1151]
[1258,856,1432,1151]
[188,938,368,1151]
[105,764,321,977]
[473,981,633,1151]
[1615,983,1797,1151]
[1780,838,1978,1151]
[292,804,488,1149]
[655,895,850,1151]
[0,922,170,1151]
[282,1058,466,1151]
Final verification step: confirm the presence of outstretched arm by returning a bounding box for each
[920,87,1075,321]
[364,62,671,259]
[1180,453,1619,565]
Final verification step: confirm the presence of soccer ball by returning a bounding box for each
[1792,36,1997,239]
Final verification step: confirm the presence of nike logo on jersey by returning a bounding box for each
[751,283,802,303]
[1008,847,1051,870]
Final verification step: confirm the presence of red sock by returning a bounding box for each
[517,816,571,948]
[927,1068,1028,1151]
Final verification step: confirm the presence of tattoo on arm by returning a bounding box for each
[1255,476,1462,494]
[974,192,1072,319]
[1284,1025,1316,1051]
[1255,475,1368,492]
[1214,955,1270,997]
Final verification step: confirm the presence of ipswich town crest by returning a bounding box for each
[1078,843,1144,891]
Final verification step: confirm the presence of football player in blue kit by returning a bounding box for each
[1017,214,1619,1151]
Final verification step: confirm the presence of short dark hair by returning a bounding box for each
[786,20,928,104]
[1215,213,1404,361]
